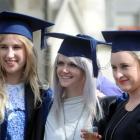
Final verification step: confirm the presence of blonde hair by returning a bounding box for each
[129,51,140,61]
[51,53,103,122]
[0,34,42,122]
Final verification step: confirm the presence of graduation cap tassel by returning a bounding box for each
[90,39,98,78]
[41,28,46,49]
[77,34,99,77]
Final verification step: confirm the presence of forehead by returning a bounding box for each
[58,54,68,60]
[111,51,137,64]
[0,34,21,40]
[57,54,75,62]
[0,35,24,45]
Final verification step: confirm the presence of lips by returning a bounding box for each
[5,59,17,66]
[59,74,73,79]
[61,76,72,78]
[118,79,128,84]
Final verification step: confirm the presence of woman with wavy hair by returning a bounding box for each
[0,11,53,140]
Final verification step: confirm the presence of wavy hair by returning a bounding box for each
[0,34,42,122]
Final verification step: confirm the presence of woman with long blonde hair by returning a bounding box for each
[0,11,53,140]
[43,33,106,140]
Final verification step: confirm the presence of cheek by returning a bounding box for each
[0,51,5,57]
[21,46,26,58]
[56,67,60,76]
[112,71,118,80]
[0,54,5,64]
[20,50,26,62]
[78,70,85,81]
[21,55,26,66]
[23,54,26,61]
[133,71,140,81]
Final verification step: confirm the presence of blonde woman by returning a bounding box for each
[0,11,53,140]
[43,33,113,140]
[100,30,140,140]
[81,31,140,140]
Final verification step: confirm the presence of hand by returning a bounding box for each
[81,129,102,140]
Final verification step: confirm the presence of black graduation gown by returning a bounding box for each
[0,84,53,140]
[102,100,140,140]
[30,87,53,140]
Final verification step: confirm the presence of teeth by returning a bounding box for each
[60,76,71,79]
[5,60,16,65]
[6,60,14,62]
[61,77,70,79]
[6,62,14,64]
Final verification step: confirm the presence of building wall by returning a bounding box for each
[0,0,114,83]
[14,0,52,83]
[106,0,140,29]
[1,0,140,86]
[47,0,112,83]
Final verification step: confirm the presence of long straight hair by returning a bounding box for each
[51,53,103,122]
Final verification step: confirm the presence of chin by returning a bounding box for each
[121,87,130,93]
[60,84,69,88]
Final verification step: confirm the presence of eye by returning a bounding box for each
[57,61,64,66]
[111,65,117,71]
[121,64,129,69]
[69,62,78,68]
[13,45,22,50]
[0,44,8,49]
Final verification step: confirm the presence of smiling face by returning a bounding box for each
[111,51,140,94]
[0,35,26,78]
[56,54,85,90]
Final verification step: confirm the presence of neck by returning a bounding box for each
[128,88,140,100]
[126,89,140,110]
[64,86,84,98]
[6,73,23,84]
[125,90,140,111]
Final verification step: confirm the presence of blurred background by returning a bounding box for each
[1,0,140,84]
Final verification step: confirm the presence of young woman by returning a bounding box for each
[101,30,140,140]
[0,11,54,140]
[48,53,99,140]
[43,33,119,140]
[81,30,140,140]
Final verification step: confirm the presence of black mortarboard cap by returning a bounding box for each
[102,30,140,52]
[0,11,54,48]
[46,32,108,77]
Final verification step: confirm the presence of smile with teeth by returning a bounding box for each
[5,59,16,65]
[60,76,72,79]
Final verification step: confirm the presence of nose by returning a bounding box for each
[113,69,123,80]
[61,65,70,73]
[7,47,15,58]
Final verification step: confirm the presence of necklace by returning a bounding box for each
[63,102,85,140]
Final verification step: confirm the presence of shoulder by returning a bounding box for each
[40,84,53,102]
[40,85,53,100]
[99,96,118,117]
[36,87,53,116]
[97,96,119,133]
[99,96,118,108]
[99,94,127,118]
[99,93,128,108]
